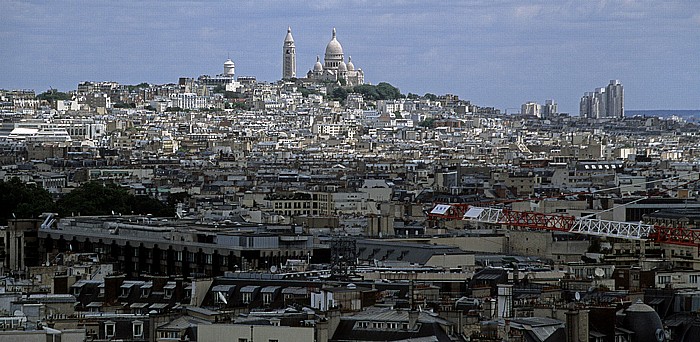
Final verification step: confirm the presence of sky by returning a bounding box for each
[1,0,699,114]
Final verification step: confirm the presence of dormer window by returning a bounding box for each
[105,322,115,338]
[141,288,150,298]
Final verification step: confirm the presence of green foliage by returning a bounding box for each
[407,93,420,99]
[298,87,319,98]
[418,118,436,128]
[165,107,185,112]
[212,85,226,94]
[351,82,402,101]
[0,178,56,225]
[423,93,438,101]
[56,181,173,217]
[225,102,251,110]
[113,102,136,109]
[224,91,243,99]
[329,87,348,103]
[126,83,150,92]
[37,89,71,102]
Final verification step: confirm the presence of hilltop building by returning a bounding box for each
[305,28,364,86]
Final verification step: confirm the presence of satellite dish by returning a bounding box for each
[594,268,605,278]
[655,328,665,342]
[270,265,278,273]
[574,292,581,301]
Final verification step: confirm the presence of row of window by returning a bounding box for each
[355,321,412,330]
[658,274,700,284]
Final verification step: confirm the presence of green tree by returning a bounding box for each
[352,84,380,100]
[329,87,348,103]
[57,182,173,217]
[418,118,436,128]
[351,82,402,101]
[0,178,55,225]
[212,85,226,94]
[423,93,438,101]
[37,89,71,102]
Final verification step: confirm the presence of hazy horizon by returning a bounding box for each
[2,1,699,114]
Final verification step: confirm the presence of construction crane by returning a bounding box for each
[426,171,700,247]
[462,206,700,248]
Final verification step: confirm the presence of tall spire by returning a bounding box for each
[332,27,336,39]
[283,26,296,79]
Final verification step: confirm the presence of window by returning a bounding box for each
[238,339,248,342]
[164,289,173,299]
[269,340,279,342]
[133,321,143,338]
[263,293,273,305]
[242,292,252,304]
[658,275,671,284]
[141,288,150,298]
[690,275,699,284]
[105,322,115,338]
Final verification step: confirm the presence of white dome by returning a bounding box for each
[325,28,344,57]
[338,61,347,72]
[224,59,235,67]
[347,56,355,71]
[313,56,323,72]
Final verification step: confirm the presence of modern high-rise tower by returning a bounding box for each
[283,27,296,79]
[580,80,624,119]
[606,80,624,118]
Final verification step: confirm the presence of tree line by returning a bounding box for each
[0,178,176,225]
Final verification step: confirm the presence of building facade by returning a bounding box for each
[306,28,364,86]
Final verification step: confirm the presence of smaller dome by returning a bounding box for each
[338,61,347,72]
[224,58,235,66]
[313,56,323,72]
[623,300,665,342]
[347,56,355,71]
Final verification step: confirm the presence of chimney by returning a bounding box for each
[566,307,589,342]
[104,273,125,306]
[408,310,419,330]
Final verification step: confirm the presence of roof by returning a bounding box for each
[211,285,236,293]
[158,316,211,331]
[281,287,307,295]
[331,308,453,342]
[261,286,280,293]
[240,285,259,293]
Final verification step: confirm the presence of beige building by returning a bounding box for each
[198,324,315,342]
